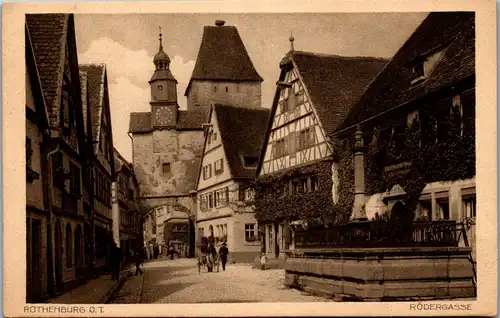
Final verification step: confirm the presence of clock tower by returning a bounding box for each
[150,28,178,129]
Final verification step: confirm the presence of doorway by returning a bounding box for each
[54,220,63,292]
[188,218,195,258]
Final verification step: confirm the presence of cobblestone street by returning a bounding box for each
[108,258,329,303]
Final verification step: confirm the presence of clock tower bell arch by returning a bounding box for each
[150,27,178,128]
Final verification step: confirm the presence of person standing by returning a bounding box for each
[260,252,267,271]
[134,251,144,276]
[110,242,122,281]
[218,242,229,271]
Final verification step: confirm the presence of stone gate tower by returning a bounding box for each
[129,21,263,258]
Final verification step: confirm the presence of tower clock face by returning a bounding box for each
[155,106,174,126]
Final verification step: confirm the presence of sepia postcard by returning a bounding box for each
[3,0,497,316]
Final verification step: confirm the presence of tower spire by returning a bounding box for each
[289,31,295,51]
[159,26,163,52]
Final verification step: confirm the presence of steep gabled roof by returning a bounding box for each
[114,147,138,185]
[129,112,152,133]
[25,22,50,130]
[215,104,270,179]
[26,14,69,129]
[337,12,475,133]
[79,64,107,153]
[79,71,89,135]
[184,22,263,96]
[290,51,388,136]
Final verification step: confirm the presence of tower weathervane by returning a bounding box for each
[289,31,295,51]
[159,26,163,51]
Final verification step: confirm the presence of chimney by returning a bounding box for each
[215,20,225,26]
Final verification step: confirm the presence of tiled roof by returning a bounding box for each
[185,23,263,95]
[291,51,388,136]
[129,112,152,133]
[113,147,131,173]
[215,104,271,179]
[177,109,207,130]
[79,71,88,135]
[337,12,475,132]
[129,109,207,133]
[26,14,69,129]
[79,64,107,153]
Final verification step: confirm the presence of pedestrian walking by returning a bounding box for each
[168,244,175,260]
[110,242,122,281]
[218,242,229,271]
[134,251,144,276]
[260,252,267,271]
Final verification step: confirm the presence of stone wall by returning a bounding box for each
[132,130,204,198]
[284,247,476,301]
[187,80,261,111]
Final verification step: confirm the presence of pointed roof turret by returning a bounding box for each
[184,20,263,96]
[150,27,176,83]
[153,27,170,64]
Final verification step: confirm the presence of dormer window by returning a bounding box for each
[242,156,258,168]
[410,49,444,85]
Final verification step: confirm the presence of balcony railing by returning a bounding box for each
[294,221,463,249]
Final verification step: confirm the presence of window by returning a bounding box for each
[26,137,33,168]
[69,161,80,195]
[436,105,451,142]
[213,132,217,140]
[298,128,314,150]
[200,194,208,211]
[215,187,229,208]
[213,86,217,93]
[214,158,224,174]
[413,63,424,78]
[243,156,258,168]
[203,164,212,180]
[245,224,256,241]
[225,86,228,93]
[65,223,73,268]
[462,91,475,137]
[208,192,214,209]
[162,163,171,175]
[274,138,287,158]
[392,125,406,160]
[462,191,476,219]
[173,224,187,232]
[128,189,134,200]
[310,176,319,192]
[236,86,240,93]
[52,152,63,188]
[158,85,163,90]
[437,198,450,220]
[61,85,71,130]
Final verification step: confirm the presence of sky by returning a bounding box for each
[74,12,428,162]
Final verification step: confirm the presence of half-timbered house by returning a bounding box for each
[196,104,270,262]
[26,13,89,294]
[79,64,116,273]
[332,12,476,258]
[114,148,142,263]
[255,39,387,259]
[25,21,51,302]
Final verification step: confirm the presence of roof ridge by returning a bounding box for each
[292,50,389,61]
[79,63,106,68]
